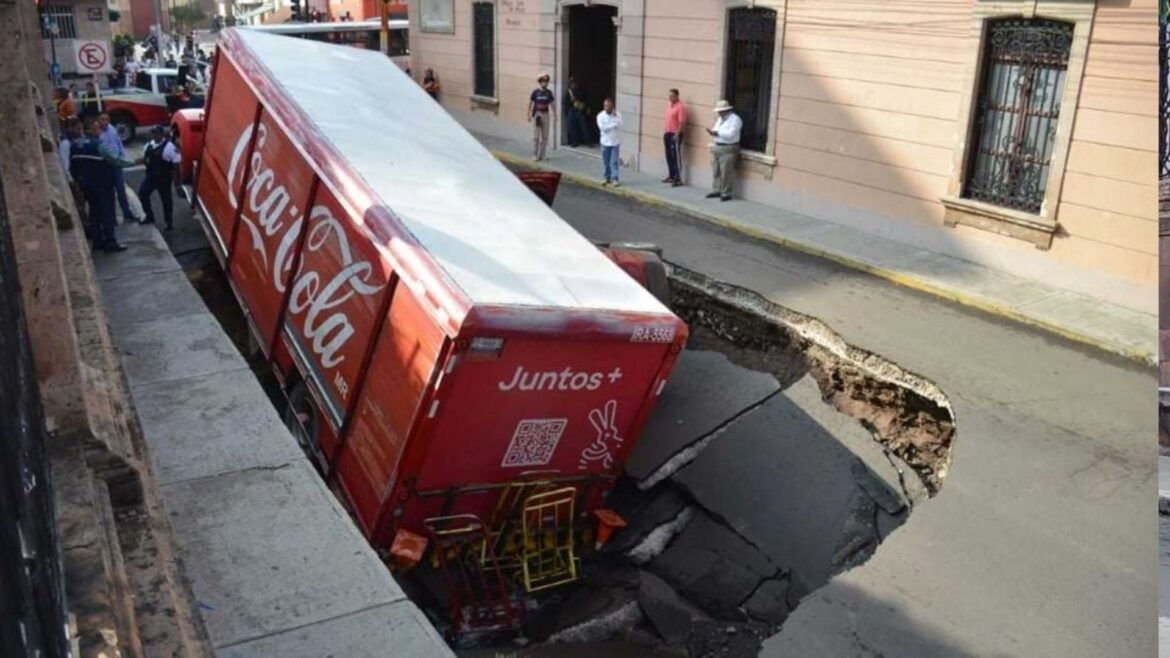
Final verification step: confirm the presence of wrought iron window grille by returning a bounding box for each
[963,18,1074,215]
[723,7,777,153]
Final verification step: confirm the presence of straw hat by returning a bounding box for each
[713,99,733,112]
[537,71,550,82]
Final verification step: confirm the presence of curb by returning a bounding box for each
[492,150,1155,367]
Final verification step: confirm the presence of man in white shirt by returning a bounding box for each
[596,98,623,187]
[138,125,182,230]
[705,99,743,201]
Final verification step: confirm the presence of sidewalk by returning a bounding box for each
[92,222,452,657]
[478,133,1156,366]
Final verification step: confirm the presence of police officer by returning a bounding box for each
[138,125,181,230]
[70,117,136,252]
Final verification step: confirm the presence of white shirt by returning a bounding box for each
[711,112,743,146]
[146,138,182,164]
[597,110,623,147]
[58,138,74,182]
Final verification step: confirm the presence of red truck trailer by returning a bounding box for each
[188,28,687,577]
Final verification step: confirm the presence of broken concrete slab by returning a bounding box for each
[674,375,907,590]
[626,349,779,481]
[132,367,304,486]
[603,481,691,556]
[637,570,709,645]
[117,313,245,387]
[217,601,451,658]
[744,577,791,625]
[159,460,406,648]
[649,510,779,618]
[98,269,207,331]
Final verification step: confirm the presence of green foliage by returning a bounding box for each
[109,9,121,22]
[170,3,208,32]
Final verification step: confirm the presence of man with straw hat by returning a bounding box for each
[705,99,742,202]
[528,72,556,160]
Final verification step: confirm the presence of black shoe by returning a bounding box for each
[705,192,720,198]
[105,243,128,252]
[671,181,683,187]
[720,196,732,202]
[138,217,155,225]
[164,223,174,231]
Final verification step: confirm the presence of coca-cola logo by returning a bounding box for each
[227,125,385,370]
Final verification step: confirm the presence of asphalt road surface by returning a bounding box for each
[126,167,1154,657]
[548,179,1154,658]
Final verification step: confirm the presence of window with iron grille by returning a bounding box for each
[1160,4,1169,180]
[473,2,495,98]
[723,7,776,153]
[963,18,1073,214]
[39,4,77,40]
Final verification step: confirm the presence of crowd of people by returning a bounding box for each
[518,72,742,200]
[53,63,185,252]
[412,66,743,200]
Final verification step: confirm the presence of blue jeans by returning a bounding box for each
[602,145,620,182]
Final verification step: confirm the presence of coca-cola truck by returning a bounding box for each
[186,29,687,557]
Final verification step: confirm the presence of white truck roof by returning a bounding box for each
[227,29,669,315]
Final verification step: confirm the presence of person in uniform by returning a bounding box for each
[528,72,555,161]
[71,118,136,252]
[138,125,182,230]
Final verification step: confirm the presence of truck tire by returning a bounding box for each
[110,111,137,142]
[282,380,319,460]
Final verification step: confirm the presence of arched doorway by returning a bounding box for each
[562,3,617,151]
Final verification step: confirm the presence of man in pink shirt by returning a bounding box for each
[662,89,687,186]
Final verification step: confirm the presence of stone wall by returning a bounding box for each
[0,0,212,654]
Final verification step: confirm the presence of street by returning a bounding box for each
[545,179,1154,657]
[121,165,1154,657]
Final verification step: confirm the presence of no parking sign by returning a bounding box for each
[73,40,112,74]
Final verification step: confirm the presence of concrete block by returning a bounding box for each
[638,570,707,644]
[744,577,791,625]
[160,461,407,648]
[116,313,245,386]
[217,601,453,658]
[625,349,779,481]
[649,510,779,618]
[99,270,207,331]
[132,367,304,486]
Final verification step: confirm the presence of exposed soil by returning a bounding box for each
[173,236,957,657]
[667,264,954,496]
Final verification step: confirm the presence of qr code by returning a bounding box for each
[501,418,567,468]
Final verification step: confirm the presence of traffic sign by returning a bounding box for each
[72,40,112,74]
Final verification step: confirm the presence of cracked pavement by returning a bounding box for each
[549,179,1153,657]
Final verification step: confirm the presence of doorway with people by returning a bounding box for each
[562,4,617,152]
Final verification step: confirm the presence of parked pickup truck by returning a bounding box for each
[97,68,207,141]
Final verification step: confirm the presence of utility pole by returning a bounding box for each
[379,0,389,55]
[152,0,165,55]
